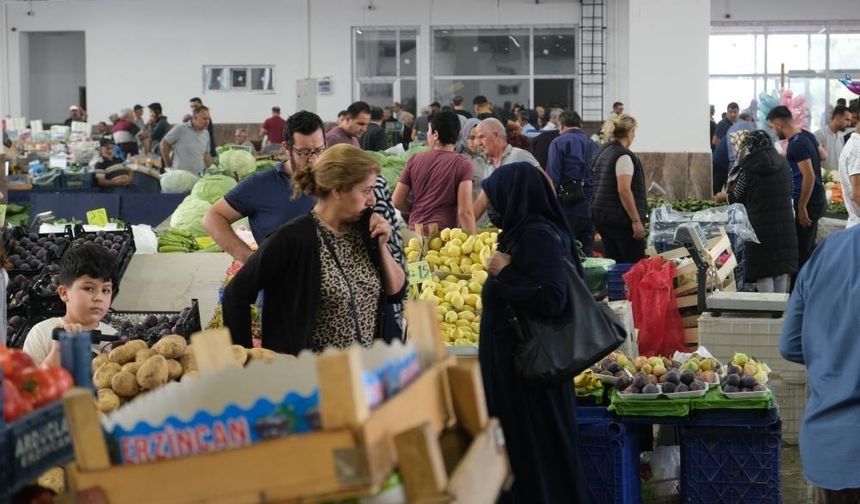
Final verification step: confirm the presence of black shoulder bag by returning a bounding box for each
[507,259,626,385]
[558,178,585,206]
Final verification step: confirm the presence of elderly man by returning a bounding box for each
[160,106,213,175]
[532,108,564,168]
[233,129,255,150]
[472,118,540,221]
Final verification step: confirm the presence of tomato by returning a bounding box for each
[15,367,58,408]
[2,379,33,422]
[43,366,74,397]
[0,348,35,381]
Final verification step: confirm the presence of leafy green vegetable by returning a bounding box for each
[218,149,256,180]
[169,196,212,237]
[191,174,238,204]
[161,169,201,194]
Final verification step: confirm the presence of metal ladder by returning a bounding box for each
[579,0,606,122]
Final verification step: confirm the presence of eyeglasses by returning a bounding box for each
[291,147,326,159]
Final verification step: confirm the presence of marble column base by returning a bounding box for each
[636,152,713,201]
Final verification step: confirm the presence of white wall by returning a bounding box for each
[711,0,860,23]
[25,31,85,124]
[625,0,710,153]
[2,0,308,125]
[1,0,579,124]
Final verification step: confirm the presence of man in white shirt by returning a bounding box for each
[815,105,851,171]
[838,113,860,228]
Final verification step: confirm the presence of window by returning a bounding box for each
[352,28,418,113]
[203,66,274,93]
[709,26,860,130]
[432,26,575,113]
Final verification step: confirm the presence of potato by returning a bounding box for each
[96,388,121,413]
[111,371,140,398]
[152,335,187,359]
[179,347,197,373]
[135,348,157,363]
[121,362,142,375]
[166,359,183,380]
[247,347,279,363]
[108,343,138,365]
[93,362,122,389]
[92,354,110,372]
[136,355,169,390]
[125,339,149,352]
[231,345,249,367]
[38,467,65,495]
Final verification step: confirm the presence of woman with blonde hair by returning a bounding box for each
[590,114,648,262]
[223,144,407,354]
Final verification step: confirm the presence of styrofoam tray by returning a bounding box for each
[721,387,770,399]
[617,388,662,400]
[663,388,708,399]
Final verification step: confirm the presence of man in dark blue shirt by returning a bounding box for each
[546,110,599,254]
[767,105,827,270]
[202,111,321,262]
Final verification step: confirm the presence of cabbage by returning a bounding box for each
[169,196,212,237]
[218,149,256,180]
[191,174,237,204]
[161,169,200,194]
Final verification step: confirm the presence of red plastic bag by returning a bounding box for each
[623,257,686,357]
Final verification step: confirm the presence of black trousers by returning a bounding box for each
[795,216,819,271]
[596,223,645,264]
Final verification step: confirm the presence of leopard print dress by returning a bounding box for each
[311,212,382,352]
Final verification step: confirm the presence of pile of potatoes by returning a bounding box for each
[92,335,284,413]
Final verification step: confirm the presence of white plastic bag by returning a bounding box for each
[131,224,159,254]
[641,446,680,498]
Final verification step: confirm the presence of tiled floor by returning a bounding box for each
[783,445,812,504]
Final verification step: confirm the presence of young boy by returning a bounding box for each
[23,243,118,366]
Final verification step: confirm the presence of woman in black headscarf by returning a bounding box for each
[480,162,585,504]
[719,130,798,293]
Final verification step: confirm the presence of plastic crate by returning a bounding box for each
[72,224,137,289]
[103,299,203,340]
[577,413,641,503]
[770,377,806,445]
[61,169,95,190]
[608,263,633,301]
[697,313,805,382]
[680,420,781,503]
[2,401,75,497]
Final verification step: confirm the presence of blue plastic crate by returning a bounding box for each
[3,401,75,495]
[61,170,95,190]
[680,420,781,504]
[608,280,627,301]
[577,414,641,503]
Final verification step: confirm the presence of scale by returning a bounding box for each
[673,222,787,317]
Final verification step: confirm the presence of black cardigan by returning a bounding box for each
[222,211,407,355]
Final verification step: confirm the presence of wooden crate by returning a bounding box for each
[63,302,509,504]
[647,229,738,298]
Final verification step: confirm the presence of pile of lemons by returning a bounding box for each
[404,228,498,347]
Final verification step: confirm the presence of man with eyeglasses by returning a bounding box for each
[203,111,322,263]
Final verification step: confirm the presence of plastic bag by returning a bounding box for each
[648,203,759,247]
[641,446,680,499]
[131,224,159,254]
[623,258,685,357]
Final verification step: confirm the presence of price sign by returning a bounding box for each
[86,208,109,227]
[407,260,432,286]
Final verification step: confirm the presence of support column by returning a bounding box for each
[625,0,712,200]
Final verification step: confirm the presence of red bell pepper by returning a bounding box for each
[2,378,33,422]
[15,367,58,409]
[0,348,35,381]
[43,366,74,398]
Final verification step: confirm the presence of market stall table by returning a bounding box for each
[7,190,186,227]
[111,252,233,326]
